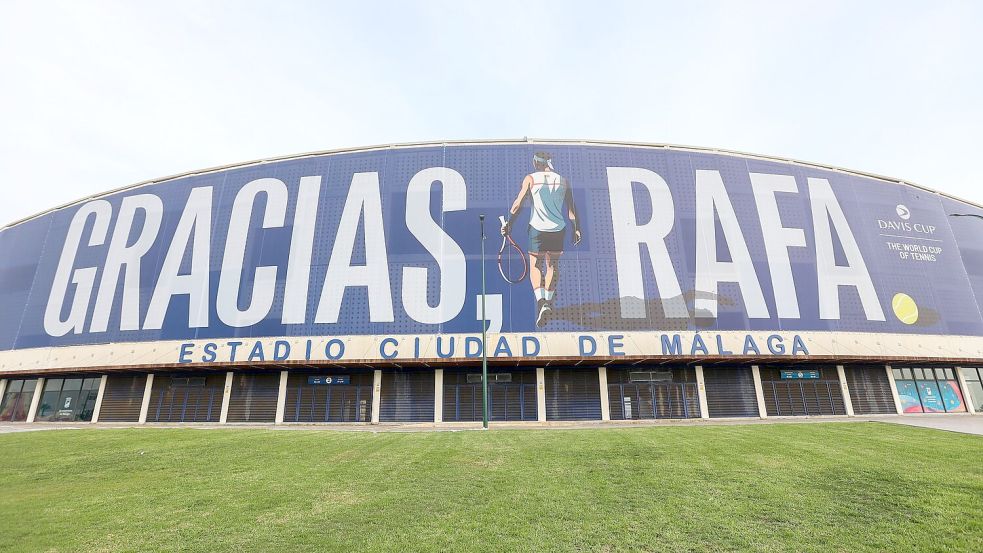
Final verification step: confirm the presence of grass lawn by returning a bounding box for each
[0,423,980,552]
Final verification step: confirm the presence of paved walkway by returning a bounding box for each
[2,415,981,435]
[881,414,983,436]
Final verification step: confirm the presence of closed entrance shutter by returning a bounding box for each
[703,367,758,418]
[443,369,537,422]
[545,368,601,421]
[227,373,279,423]
[98,375,147,422]
[379,370,435,422]
[285,372,374,423]
[760,367,845,416]
[607,368,700,419]
[845,366,896,414]
[148,373,225,422]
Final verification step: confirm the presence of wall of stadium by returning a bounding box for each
[0,140,981,423]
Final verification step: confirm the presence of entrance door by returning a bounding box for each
[0,379,38,421]
[227,373,279,423]
[892,367,966,413]
[760,367,846,416]
[703,367,758,418]
[960,367,983,412]
[379,370,435,422]
[844,366,896,414]
[285,371,374,423]
[607,368,700,419]
[545,368,601,421]
[34,377,101,422]
[443,369,537,422]
[148,373,225,422]
[98,375,147,422]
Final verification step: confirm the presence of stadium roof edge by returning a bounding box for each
[3,137,979,230]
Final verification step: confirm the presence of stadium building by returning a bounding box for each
[1,139,981,425]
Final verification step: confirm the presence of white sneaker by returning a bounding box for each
[536,302,552,327]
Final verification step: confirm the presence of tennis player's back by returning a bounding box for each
[528,171,567,232]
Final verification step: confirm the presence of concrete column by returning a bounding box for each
[536,367,546,422]
[274,370,289,424]
[954,367,976,414]
[25,377,45,423]
[371,369,382,424]
[91,375,109,423]
[598,366,610,421]
[138,373,154,423]
[0,379,7,403]
[885,364,904,415]
[219,371,234,423]
[836,365,855,416]
[750,365,768,419]
[434,368,444,423]
[694,366,710,419]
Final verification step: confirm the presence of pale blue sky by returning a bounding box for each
[1,0,981,226]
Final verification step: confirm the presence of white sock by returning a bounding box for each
[534,288,545,300]
[545,289,555,302]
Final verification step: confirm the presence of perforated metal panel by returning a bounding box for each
[845,366,896,414]
[97,375,146,422]
[703,367,758,418]
[285,371,373,423]
[443,369,536,422]
[148,372,224,422]
[226,373,278,423]
[545,368,601,421]
[607,368,700,419]
[379,370,435,422]
[760,366,846,416]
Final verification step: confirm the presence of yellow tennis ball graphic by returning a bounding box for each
[892,293,918,325]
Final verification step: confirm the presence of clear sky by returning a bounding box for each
[1,0,981,226]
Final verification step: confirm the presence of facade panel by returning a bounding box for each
[227,373,279,423]
[545,368,601,421]
[98,375,147,422]
[703,368,758,418]
[379,370,435,423]
[845,366,896,415]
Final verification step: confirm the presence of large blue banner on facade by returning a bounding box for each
[1,142,981,356]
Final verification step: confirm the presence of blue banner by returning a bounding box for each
[1,142,981,353]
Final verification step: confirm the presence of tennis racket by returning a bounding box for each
[498,215,527,284]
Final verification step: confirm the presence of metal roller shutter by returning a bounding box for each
[760,367,846,416]
[607,368,700,419]
[703,367,758,418]
[97,375,147,422]
[443,369,537,422]
[379,370,435,422]
[148,373,225,422]
[845,366,897,414]
[545,368,601,421]
[226,373,279,423]
[284,372,374,423]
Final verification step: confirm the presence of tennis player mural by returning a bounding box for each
[500,152,583,327]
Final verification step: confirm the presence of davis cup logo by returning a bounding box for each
[896,204,911,220]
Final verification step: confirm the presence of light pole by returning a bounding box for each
[479,214,489,430]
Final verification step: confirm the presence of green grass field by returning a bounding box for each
[0,423,980,552]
